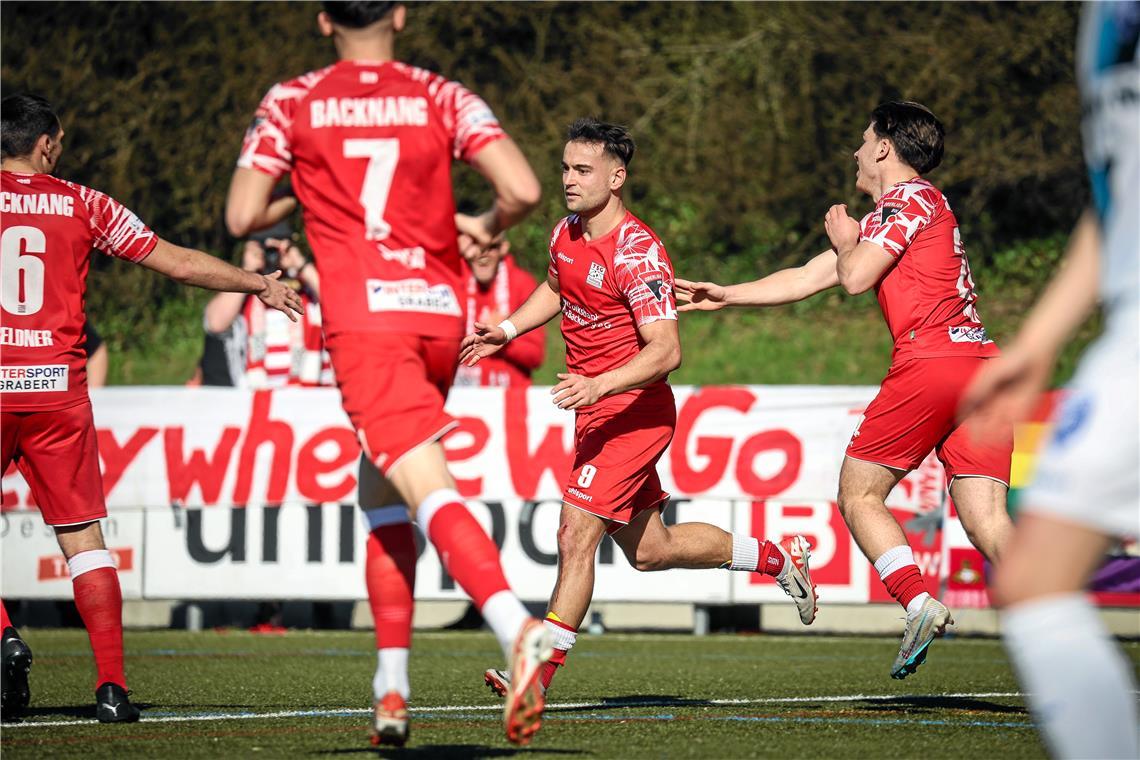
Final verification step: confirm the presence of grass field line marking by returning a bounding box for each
[0,691,1025,729]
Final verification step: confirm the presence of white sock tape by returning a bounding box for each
[415,489,462,536]
[67,549,115,580]
[498,319,518,342]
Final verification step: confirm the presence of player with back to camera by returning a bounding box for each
[462,118,819,698]
[225,0,553,747]
[0,93,302,722]
[960,2,1139,757]
[677,102,1015,679]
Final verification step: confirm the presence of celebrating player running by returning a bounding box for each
[678,102,1014,680]
[463,118,818,699]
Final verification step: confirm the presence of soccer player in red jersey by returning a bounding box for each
[0,94,302,722]
[677,102,1014,680]
[462,118,818,697]
[224,2,551,747]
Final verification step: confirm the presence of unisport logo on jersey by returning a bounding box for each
[880,206,902,224]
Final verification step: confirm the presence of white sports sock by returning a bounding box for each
[372,647,410,701]
[873,545,916,580]
[1003,593,1140,760]
[544,618,578,652]
[481,590,531,659]
[729,534,760,572]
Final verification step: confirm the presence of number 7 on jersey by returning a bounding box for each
[343,138,399,242]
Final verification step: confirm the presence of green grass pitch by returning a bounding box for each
[4,629,1138,758]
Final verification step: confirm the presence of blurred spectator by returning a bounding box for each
[198,222,332,389]
[83,322,108,388]
[454,233,545,387]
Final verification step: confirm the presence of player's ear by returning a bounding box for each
[610,164,627,192]
[392,4,407,33]
[36,133,55,165]
[876,137,891,162]
[317,11,335,37]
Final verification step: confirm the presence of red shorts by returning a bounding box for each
[1,400,107,526]
[562,385,676,533]
[847,355,1013,483]
[326,332,460,477]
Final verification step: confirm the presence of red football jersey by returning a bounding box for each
[238,60,507,340]
[0,171,156,411]
[548,212,677,406]
[859,177,999,361]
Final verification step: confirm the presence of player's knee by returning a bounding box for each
[556,522,596,566]
[630,542,670,572]
[836,489,864,521]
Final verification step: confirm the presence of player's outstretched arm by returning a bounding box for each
[460,138,542,245]
[551,318,680,410]
[140,238,304,321]
[225,168,298,239]
[677,249,841,311]
[460,275,561,366]
[959,210,1101,437]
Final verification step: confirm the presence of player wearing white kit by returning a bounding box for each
[961,2,1140,757]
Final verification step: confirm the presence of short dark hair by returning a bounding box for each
[1,94,60,159]
[566,117,635,167]
[870,101,944,174]
[321,1,399,29]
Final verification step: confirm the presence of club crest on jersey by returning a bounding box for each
[644,278,667,300]
[586,262,606,288]
[880,206,903,225]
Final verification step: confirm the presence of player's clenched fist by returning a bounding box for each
[256,270,305,321]
[675,278,728,312]
[824,204,861,254]
[459,321,509,366]
[551,372,603,410]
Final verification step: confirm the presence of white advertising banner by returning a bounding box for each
[1,386,948,603]
[1,510,144,599]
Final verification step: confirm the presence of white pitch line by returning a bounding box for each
[0,691,1024,729]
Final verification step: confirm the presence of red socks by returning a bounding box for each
[423,501,510,609]
[72,567,127,689]
[541,648,568,690]
[758,540,786,577]
[1,599,11,631]
[366,524,417,649]
[883,565,928,610]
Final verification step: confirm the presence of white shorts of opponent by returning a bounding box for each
[1022,320,1140,540]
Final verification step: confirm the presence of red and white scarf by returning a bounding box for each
[243,293,329,388]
